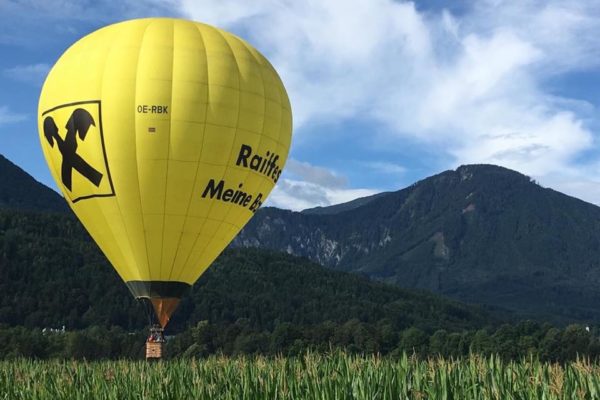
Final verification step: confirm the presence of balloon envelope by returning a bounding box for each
[38,18,292,327]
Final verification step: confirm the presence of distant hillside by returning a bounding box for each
[301,192,389,215]
[0,208,496,334]
[0,154,66,213]
[234,164,600,324]
[5,153,600,325]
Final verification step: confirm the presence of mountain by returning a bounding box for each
[0,208,495,335]
[0,154,67,213]
[234,164,600,324]
[4,152,599,324]
[0,153,497,335]
[301,192,389,215]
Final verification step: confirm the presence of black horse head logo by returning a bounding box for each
[43,108,103,191]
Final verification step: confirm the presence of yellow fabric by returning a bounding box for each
[38,18,292,286]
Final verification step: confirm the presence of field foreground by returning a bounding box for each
[1,353,600,399]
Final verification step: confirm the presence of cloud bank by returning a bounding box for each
[265,159,376,211]
[172,0,600,208]
[4,0,599,209]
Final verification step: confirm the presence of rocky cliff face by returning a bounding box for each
[234,164,600,323]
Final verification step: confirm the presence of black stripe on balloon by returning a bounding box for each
[125,281,191,299]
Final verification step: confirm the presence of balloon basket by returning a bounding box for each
[145,325,165,360]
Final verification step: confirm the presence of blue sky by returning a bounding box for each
[2,0,600,210]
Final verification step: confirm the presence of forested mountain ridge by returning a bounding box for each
[0,211,595,361]
[234,164,600,323]
[0,154,67,213]
[4,152,600,325]
[0,207,496,334]
[2,154,600,360]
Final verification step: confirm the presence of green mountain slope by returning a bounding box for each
[0,154,67,213]
[234,164,600,323]
[5,151,597,326]
[0,208,495,334]
[301,192,390,215]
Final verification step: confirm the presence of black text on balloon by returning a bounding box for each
[201,179,263,213]
[136,105,169,114]
[236,144,282,183]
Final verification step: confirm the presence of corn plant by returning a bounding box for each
[1,353,600,399]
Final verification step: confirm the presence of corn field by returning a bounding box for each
[1,352,600,399]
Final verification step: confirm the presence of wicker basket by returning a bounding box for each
[146,341,164,359]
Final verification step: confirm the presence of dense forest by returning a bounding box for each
[234,164,600,323]
[1,208,600,362]
[0,155,66,213]
[3,156,600,362]
[0,210,494,332]
[1,319,599,363]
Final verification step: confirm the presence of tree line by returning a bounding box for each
[0,320,598,363]
[2,209,600,362]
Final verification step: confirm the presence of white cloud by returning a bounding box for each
[4,63,50,86]
[543,177,600,206]
[172,0,600,206]
[4,0,599,208]
[267,178,378,211]
[176,0,271,27]
[0,106,26,125]
[174,0,435,127]
[265,159,378,211]
[285,159,347,189]
[452,110,592,176]
[466,1,600,74]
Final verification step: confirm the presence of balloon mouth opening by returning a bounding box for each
[150,297,181,328]
[126,281,190,328]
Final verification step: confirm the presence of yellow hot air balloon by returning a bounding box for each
[38,18,292,328]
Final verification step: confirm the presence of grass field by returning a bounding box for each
[1,352,600,399]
